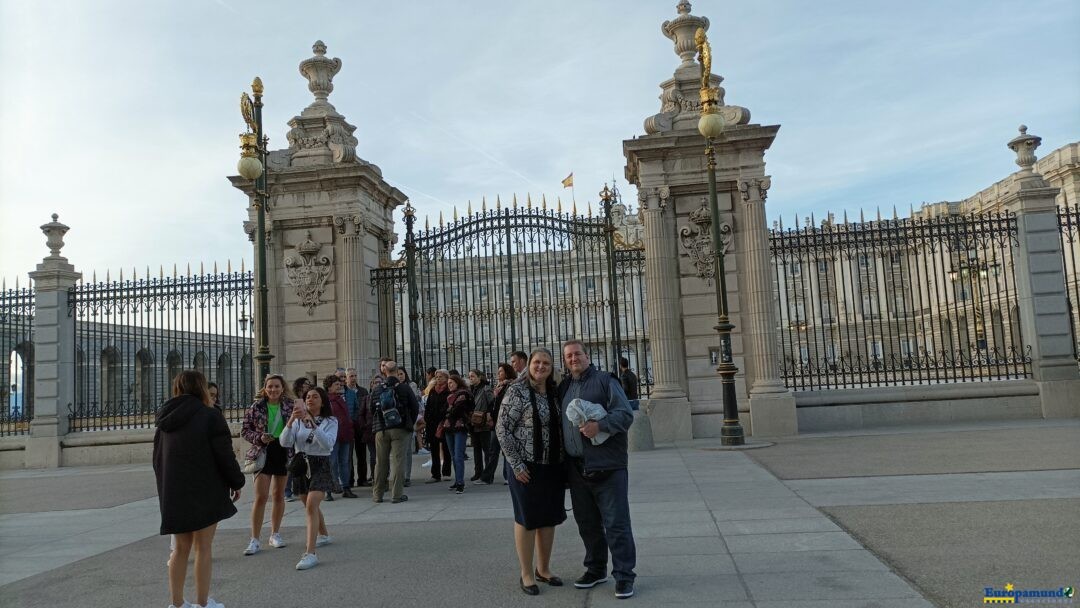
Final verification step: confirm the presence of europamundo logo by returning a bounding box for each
[983,583,1075,604]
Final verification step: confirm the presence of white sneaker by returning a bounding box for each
[195,600,224,608]
[418,448,430,455]
[295,552,318,570]
[243,538,260,556]
[268,532,286,548]
[167,603,192,608]
[316,534,332,547]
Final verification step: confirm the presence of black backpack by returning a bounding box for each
[377,383,404,428]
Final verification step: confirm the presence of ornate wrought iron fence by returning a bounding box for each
[1060,203,1080,367]
[68,268,254,431]
[0,279,34,436]
[373,194,651,396]
[770,212,1031,390]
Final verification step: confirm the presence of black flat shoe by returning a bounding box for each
[520,578,540,596]
[535,570,563,586]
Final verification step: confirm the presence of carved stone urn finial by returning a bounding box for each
[41,213,70,260]
[663,1,709,68]
[299,40,343,105]
[1007,124,1042,173]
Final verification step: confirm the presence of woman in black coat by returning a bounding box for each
[154,370,244,608]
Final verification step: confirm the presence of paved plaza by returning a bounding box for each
[1,418,1077,607]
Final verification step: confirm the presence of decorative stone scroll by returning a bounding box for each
[333,214,366,236]
[284,231,332,314]
[738,176,771,204]
[679,199,732,283]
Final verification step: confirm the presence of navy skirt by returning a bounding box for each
[505,461,567,530]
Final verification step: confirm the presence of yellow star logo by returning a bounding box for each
[1005,583,1015,592]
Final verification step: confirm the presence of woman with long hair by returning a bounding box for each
[444,373,473,494]
[155,370,244,608]
[394,367,421,486]
[279,386,338,571]
[422,370,451,483]
[323,374,357,499]
[467,369,494,482]
[477,362,517,485]
[240,374,294,556]
[496,348,565,595]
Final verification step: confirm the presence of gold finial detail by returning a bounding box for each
[227,259,232,273]
[200,261,205,275]
[572,200,578,216]
[527,193,533,209]
[542,194,547,210]
[482,196,487,212]
[587,201,593,218]
[240,259,245,273]
[439,211,444,227]
[213,261,218,274]
[695,28,712,92]
[173,264,178,278]
[187,263,191,277]
[251,76,264,96]
[496,195,502,210]
[467,200,472,216]
[94,270,99,283]
[453,206,458,221]
[241,93,257,133]
[513,194,518,209]
[146,266,150,279]
[425,215,430,230]
[558,197,563,213]
[119,268,123,282]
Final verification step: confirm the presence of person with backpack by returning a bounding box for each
[444,373,474,494]
[371,362,421,504]
[467,369,495,482]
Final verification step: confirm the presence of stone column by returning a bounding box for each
[26,214,81,468]
[1000,126,1080,417]
[637,186,693,442]
[641,186,687,399]
[738,177,798,435]
[335,214,366,368]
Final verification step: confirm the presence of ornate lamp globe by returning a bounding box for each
[698,112,725,140]
[237,156,264,180]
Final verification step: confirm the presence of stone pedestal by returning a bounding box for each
[1000,127,1080,417]
[643,397,692,443]
[26,214,81,468]
[230,42,407,382]
[627,410,655,451]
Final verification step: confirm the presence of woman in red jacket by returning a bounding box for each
[444,374,474,494]
[155,370,244,608]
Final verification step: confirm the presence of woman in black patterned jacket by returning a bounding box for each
[495,348,565,595]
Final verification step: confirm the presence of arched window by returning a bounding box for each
[75,347,87,409]
[193,351,207,375]
[166,351,183,396]
[135,349,155,410]
[240,354,254,405]
[216,353,232,406]
[101,347,121,410]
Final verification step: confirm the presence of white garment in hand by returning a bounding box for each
[565,398,611,446]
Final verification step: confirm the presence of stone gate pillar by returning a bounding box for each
[1000,126,1080,417]
[230,41,407,382]
[625,2,795,438]
[26,214,81,468]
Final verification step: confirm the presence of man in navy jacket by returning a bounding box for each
[558,340,637,600]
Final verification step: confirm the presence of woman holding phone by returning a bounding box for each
[279,386,338,570]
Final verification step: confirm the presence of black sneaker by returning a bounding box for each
[574,572,608,589]
[455,485,464,495]
[615,580,634,599]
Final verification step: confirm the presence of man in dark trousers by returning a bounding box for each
[618,357,640,411]
[558,340,637,600]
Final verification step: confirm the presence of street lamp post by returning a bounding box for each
[238,77,274,382]
[696,28,745,446]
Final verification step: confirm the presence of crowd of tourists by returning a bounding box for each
[152,342,642,607]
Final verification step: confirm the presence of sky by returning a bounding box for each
[1,0,1078,284]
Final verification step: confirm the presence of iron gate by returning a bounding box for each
[372,191,651,395]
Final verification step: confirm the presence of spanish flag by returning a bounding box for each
[561,173,574,188]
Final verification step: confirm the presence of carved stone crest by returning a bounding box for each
[679,199,732,283]
[284,231,332,314]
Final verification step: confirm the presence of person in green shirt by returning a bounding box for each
[240,374,296,556]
